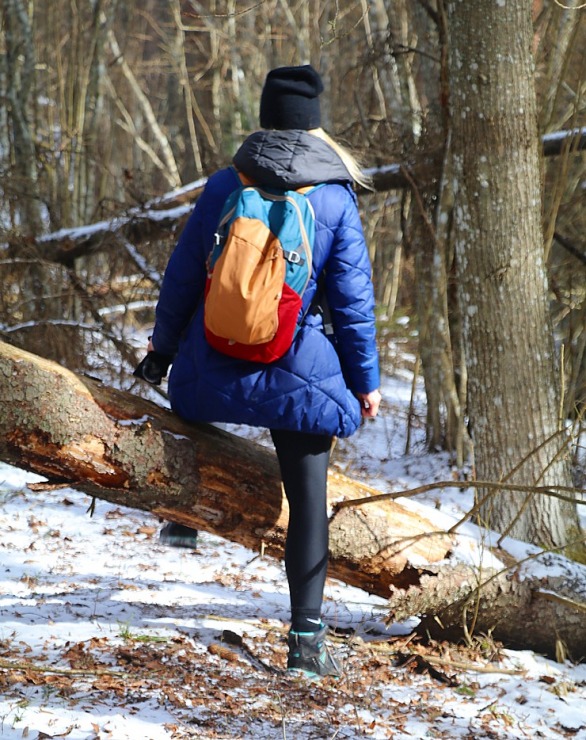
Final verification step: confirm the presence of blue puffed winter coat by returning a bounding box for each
[151,130,380,438]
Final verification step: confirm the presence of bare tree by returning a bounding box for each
[447,0,582,552]
[2,0,43,232]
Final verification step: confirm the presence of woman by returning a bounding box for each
[144,65,381,678]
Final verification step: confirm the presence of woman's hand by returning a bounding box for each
[356,389,381,418]
[133,336,173,386]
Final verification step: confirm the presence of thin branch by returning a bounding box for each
[535,590,586,614]
[553,231,586,266]
[406,652,525,675]
[0,658,124,678]
[331,479,584,514]
[553,0,586,8]
[184,0,271,19]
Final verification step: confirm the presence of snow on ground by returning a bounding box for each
[1,367,585,739]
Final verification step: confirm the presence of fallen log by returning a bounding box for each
[1,339,585,661]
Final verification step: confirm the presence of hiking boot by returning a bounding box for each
[287,625,341,678]
[159,522,199,549]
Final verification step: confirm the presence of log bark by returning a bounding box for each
[1,339,585,661]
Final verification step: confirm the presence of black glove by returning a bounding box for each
[133,351,173,386]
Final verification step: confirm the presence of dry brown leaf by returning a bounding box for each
[208,643,241,663]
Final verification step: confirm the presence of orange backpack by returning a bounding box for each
[204,171,320,363]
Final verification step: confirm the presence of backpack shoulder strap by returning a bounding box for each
[231,166,255,187]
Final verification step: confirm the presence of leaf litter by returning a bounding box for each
[1,367,586,738]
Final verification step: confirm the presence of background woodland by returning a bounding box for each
[1,1,585,551]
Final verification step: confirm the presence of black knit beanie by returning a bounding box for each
[259,65,324,130]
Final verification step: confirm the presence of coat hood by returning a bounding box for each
[232,130,351,189]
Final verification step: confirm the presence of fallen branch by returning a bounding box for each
[7,129,584,266]
[0,659,124,678]
[332,479,584,512]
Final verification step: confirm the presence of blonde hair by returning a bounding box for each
[308,128,373,191]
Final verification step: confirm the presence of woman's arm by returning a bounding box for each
[322,186,380,398]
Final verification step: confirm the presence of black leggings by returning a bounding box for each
[270,429,332,631]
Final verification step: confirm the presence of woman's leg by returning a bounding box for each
[270,429,332,633]
[159,521,199,549]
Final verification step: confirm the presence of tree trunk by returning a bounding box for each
[3,0,43,234]
[447,0,583,553]
[1,339,585,660]
[411,181,462,453]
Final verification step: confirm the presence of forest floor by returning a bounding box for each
[1,355,585,739]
